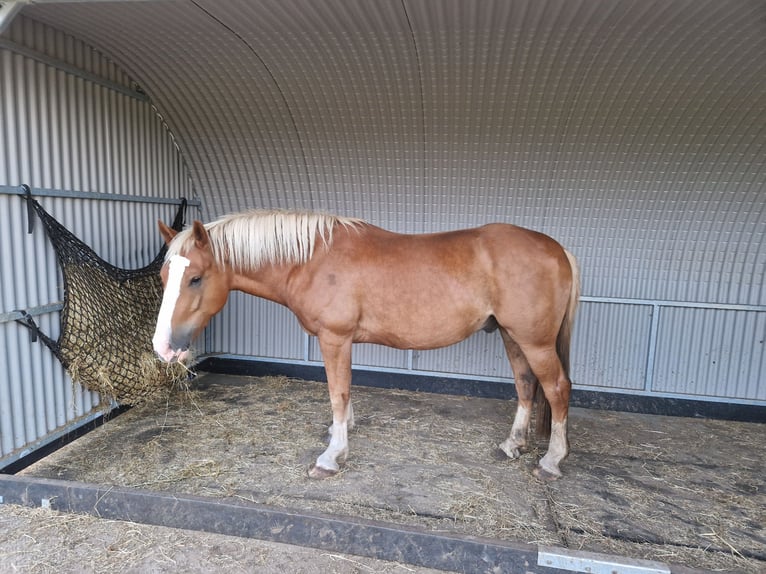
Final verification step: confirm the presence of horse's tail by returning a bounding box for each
[557,249,581,378]
[536,248,581,439]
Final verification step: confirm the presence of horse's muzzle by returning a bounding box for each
[154,343,191,364]
[153,325,192,364]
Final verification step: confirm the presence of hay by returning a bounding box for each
[66,351,193,405]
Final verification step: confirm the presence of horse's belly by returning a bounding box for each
[356,306,489,350]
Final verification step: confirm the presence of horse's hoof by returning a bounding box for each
[533,465,561,482]
[494,447,521,461]
[308,464,338,479]
[497,442,523,460]
[492,448,509,461]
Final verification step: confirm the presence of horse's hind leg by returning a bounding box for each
[498,330,538,459]
[521,345,571,480]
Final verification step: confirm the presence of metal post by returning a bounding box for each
[644,303,661,392]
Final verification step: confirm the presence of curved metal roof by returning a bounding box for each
[9,0,766,306]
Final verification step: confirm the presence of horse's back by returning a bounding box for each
[353,221,562,259]
[329,221,570,295]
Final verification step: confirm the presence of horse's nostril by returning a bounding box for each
[169,330,192,353]
[170,326,194,353]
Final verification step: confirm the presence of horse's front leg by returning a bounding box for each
[309,335,353,479]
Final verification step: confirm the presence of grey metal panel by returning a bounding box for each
[11,6,313,219]
[210,298,412,369]
[0,196,101,460]
[412,301,653,392]
[652,307,766,401]
[308,340,410,371]
[570,302,652,392]
[352,344,410,370]
[0,20,192,466]
[4,15,134,88]
[414,333,510,379]
[244,0,424,229]
[208,294,306,361]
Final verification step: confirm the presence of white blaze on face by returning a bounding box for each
[153,255,191,362]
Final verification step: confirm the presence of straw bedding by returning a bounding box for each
[21,374,765,572]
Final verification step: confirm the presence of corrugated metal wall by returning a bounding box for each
[0,16,193,468]
[7,1,766,413]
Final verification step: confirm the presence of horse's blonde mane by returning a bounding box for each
[166,209,363,270]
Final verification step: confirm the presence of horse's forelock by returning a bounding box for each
[164,227,195,261]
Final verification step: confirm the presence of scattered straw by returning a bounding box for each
[17,375,766,573]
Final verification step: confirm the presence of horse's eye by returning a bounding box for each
[189,276,202,287]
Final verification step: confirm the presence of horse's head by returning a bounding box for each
[152,220,230,363]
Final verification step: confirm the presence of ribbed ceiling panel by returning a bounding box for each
[211,0,424,227]
[16,0,766,307]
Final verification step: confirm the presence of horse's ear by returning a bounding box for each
[158,220,178,245]
[191,220,210,249]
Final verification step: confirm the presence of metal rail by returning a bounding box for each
[0,302,63,325]
[0,185,201,207]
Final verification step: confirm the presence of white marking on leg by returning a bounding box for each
[153,255,190,362]
[499,404,530,459]
[316,420,348,472]
[538,418,568,477]
[346,400,355,431]
[328,400,355,436]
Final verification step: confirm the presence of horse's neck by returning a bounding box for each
[230,262,294,306]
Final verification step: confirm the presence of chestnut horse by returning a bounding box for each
[152,210,580,480]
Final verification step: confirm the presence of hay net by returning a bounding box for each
[17,194,192,405]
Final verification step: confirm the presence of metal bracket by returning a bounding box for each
[16,310,38,343]
[14,308,61,359]
[538,546,671,574]
[20,184,34,234]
